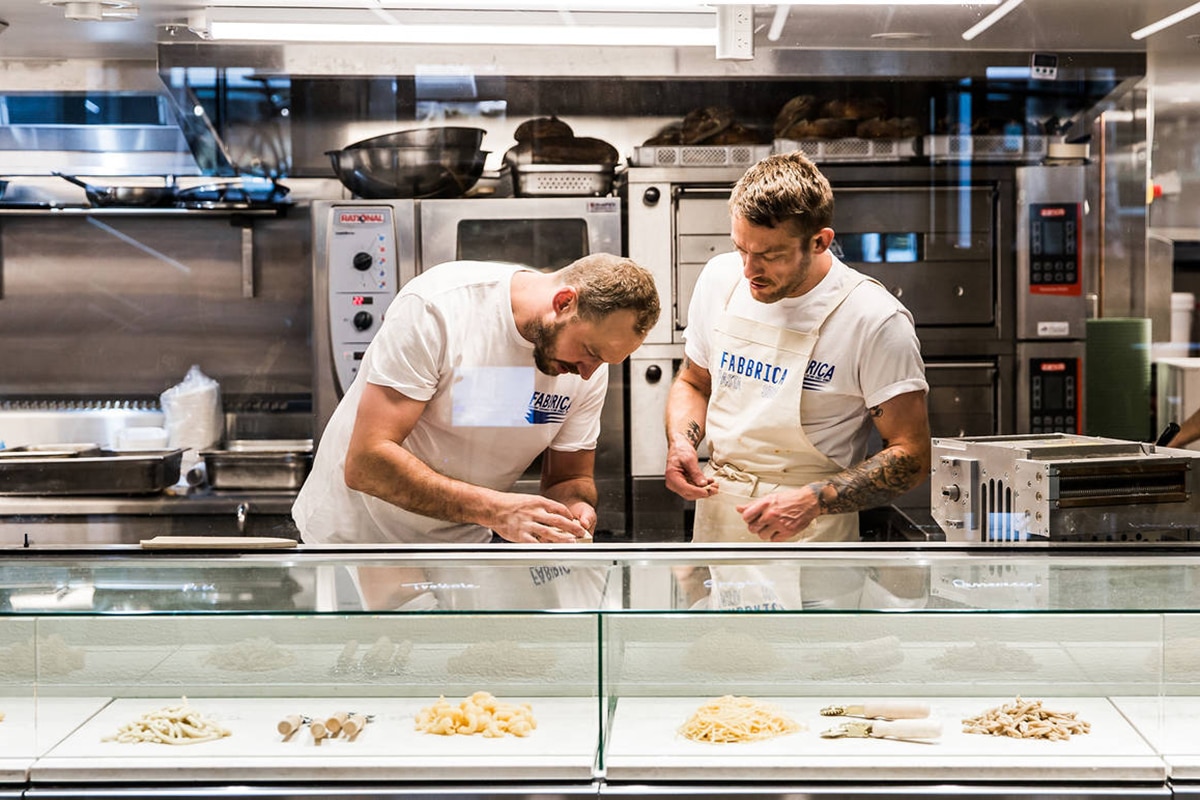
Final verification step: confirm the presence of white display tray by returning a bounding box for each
[0,697,110,783]
[35,695,599,783]
[1111,696,1200,779]
[605,696,1164,783]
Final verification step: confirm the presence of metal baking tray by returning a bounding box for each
[201,440,313,490]
[0,443,103,459]
[0,448,183,495]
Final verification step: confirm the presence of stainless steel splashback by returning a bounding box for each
[0,207,312,406]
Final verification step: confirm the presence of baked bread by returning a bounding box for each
[773,94,817,137]
[504,135,619,166]
[513,116,574,143]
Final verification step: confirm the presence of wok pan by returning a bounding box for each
[54,173,178,208]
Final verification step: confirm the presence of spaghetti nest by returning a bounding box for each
[678,695,803,743]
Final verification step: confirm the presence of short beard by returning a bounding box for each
[525,316,567,376]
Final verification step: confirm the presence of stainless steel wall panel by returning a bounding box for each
[0,209,312,401]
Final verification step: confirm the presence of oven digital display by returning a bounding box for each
[456,218,590,272]
[1041,219,1066,256]
[351,295,373,306]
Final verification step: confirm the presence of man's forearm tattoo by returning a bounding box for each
[685,420,703,448]
[809,448,923,514]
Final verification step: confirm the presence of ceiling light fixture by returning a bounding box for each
[41,0,138,22]
[961,0,1023,40]
[1131,1,1200,40]
[198,7,717,47]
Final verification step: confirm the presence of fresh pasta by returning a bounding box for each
[962,696,1090,740]
[102,698,232,745]
[415,690,536,738]
[678,695,803,743]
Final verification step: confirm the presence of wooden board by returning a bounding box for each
[140,536,297,550]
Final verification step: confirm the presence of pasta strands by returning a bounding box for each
[679,695,803,743]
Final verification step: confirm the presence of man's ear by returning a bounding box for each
[551,286,577,317]
[811,228,835,255]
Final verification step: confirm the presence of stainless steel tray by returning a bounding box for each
[201,443,313,490]
[0,448,183,495]
[0,443,103,459]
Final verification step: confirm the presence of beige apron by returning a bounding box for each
[693,275,870,610]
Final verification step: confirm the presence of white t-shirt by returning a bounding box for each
[684,252,928,470]
[294,261,609,545]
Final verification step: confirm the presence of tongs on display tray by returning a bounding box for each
[819,700,930,719]
[821,718,944,741]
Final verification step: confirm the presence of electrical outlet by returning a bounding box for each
[716,5,754,61]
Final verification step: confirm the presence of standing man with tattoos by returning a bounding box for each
[664,152,930,608]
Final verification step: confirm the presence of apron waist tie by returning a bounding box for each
[710,461,820,494]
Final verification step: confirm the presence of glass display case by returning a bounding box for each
[1,542,1198,799]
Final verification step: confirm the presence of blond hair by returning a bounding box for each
[729,151,834,241]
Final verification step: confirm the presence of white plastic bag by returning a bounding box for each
[160,365,224,476]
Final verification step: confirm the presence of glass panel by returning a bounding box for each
[31,611,599,782]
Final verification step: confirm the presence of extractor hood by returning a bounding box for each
[0,90,202,177]
[0,59,219,178]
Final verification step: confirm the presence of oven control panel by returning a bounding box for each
[327,206,400,392]
[1028,357,1080,435]
[1029,202,1081,292]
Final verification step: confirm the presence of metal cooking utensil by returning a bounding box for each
[54,172,178,207]
[821,718,943,741]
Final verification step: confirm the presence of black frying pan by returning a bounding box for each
[54,173,178,207]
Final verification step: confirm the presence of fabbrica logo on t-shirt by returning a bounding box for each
[526,391,572,424]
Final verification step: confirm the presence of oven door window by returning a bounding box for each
[456,218,590,272]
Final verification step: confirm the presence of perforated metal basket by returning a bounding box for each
[511,163,614,197]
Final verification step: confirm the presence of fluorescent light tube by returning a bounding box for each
[961,0,1023,40]
[207,20,716,45]
[1131,0,1200,40]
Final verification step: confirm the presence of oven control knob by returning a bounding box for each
[941,484,961,502]
[642,187,661,206]
[352,252,373,271]
[353,310,374,331]
[645,364,663,383]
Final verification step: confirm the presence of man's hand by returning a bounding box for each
[491,493,592,543]
[737,484,824,542]
[564,500,598,540]
[665,433,718,500]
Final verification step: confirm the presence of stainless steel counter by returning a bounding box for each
[0,491,299,543]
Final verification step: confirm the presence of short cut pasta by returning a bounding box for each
[415,691,536,738]
[102,698,231,745]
